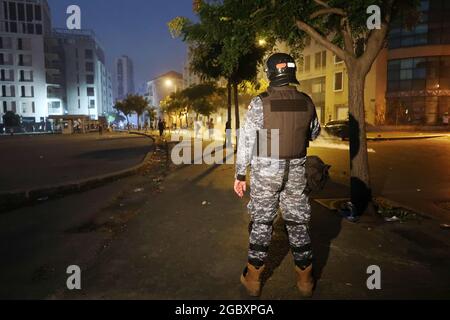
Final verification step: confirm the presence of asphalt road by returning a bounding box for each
[0,133,153,192]
[310,135,450,222]
[0,136,449,299]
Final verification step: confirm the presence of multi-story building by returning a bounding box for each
[49,29,111,120]
[385,0,450,125]
[147,70,183,117]
[1,0,113,127]
[286,40,382,125]
[115,54,134,100]
[0,0,51,125]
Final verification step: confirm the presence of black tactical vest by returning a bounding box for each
[258,86,316,160]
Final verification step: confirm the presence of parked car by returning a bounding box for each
[324,120,377,140]
[324,120,349,140]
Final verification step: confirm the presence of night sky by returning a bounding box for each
[47,0,196,90]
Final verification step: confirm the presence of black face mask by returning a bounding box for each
[269,74,300,87]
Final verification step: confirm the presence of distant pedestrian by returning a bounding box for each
[443,112,449,126]
[158,119,165,137]
[194,120,202,139]
[208,118,215,140]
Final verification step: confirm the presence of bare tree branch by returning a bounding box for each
[310,8,346,19]
[296,20,349,61]
[341,17,355,56]
[313,0,330,8]
[360,0,394,70]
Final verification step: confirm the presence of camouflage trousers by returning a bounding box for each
[247,157,313,269]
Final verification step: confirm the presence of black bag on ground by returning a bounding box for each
[305,156,331,194]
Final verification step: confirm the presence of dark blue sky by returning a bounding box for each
[47,0,196,89]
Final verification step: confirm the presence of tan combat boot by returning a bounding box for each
[295,265,315,298]
[240,264,265,297]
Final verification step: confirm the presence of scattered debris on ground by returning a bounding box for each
[374,198,423,222]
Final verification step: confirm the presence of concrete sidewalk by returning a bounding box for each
[57,157,450,300]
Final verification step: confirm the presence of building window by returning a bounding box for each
[35,5,42,21]
[35,24,42,35]
[26,23,34,34]
[334,55,344,64]
[304,55,311,73]
[2,101,7,113]
[26,3,33,22]
[20,70,33,82]
[87,87,95,96]
[1,69,14,81]
[21,85,34,97]
[387,56,450,93]
[0,36,13,49]
[77,87,80,96]
[334,72,344,92]
[78,99,80,109]
[18,3,25,21]
[9,2,17,21]
[22,102,27,114]
[1,85,15,97]
[89,99,96,109]
[0,53,14,65]
[86,74,94,84]
[86,62,94,72]
[85,49,93,60]
[32,101,35,113]
[19,54,32,66]
[315,51,327,70]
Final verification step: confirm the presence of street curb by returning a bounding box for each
[366,135,446,141]
[128,131,157,142]
[0,149,155,214]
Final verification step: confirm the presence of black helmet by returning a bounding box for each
[265,53,300,87]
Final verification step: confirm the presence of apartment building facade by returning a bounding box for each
[115,54,134,100]
[47,29,112,120]
[1,0,113,127]
[0,0,51,125]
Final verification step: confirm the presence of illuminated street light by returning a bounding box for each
[258,38,267,47]
[165,79,174,87]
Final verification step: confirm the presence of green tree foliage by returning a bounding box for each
[114,99,133,126]
[2,111,20,128]
[127,94,149,130]
[115,94,150,130]
[169,0,268,134]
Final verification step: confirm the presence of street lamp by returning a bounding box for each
[165,78,177,92]
[258,38,267,47]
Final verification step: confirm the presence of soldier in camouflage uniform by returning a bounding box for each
[234,53,321,298]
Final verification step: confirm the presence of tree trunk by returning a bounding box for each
[233,82,240,149]
[233,82,240,130]
[225,80,233,147]
[347,65,375,216]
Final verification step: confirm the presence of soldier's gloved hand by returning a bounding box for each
[234,180,247,198]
